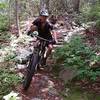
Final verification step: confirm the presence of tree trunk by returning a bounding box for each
[62,0,68,11]
[73,0,80,13]
[8,0,11,28]
[40,0,44,10]
[15,0,21,37]
[45,0,49,11]
[40,0,49,11]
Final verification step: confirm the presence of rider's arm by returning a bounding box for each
[49,24,58,43]
[27,19,38,36]
[27,25,37,36]
[51,30,58,43]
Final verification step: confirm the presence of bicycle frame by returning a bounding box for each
[23,35,51,90]
[34,39,46,67]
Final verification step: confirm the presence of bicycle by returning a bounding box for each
[23,31,55,90]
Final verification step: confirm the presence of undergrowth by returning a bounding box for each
[54,35,100,81]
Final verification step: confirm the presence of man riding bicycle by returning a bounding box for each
[28,9,58,66]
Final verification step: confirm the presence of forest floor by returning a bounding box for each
[16,65,64,100]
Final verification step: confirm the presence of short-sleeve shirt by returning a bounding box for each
[32,18,53,40]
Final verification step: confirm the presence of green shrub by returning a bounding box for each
[95,20,100,32]
[4,53,16,62]
[88,3,100,21]
[87,2,100,32]
[0,15,9,31]
[80,4,91,23]
[0,68,21,99]
[78,1,100,25]
[54,35,100,81]
[0,31,11,41]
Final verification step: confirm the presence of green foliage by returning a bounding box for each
[79,4,91,23]
[78,1,100,27]
[0,2,8,9]
[0,1,9,31]
[0,15,9,31]
[0,31,11,41]
[0,68,21,99]
[88,3,100,21]
[54,35,100,81]
[4,53,16,62]
[95,20,100,31]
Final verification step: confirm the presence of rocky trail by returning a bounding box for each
[16,68,64,100]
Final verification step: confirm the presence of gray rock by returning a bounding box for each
[59,68,77,82]
[41,75,49,81]
[48,80,55,88]
[15,49,32,64]
[48,87,59,96]
[15,64,26,69]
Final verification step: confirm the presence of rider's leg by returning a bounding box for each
[45,44,53,59]
[41,44,53,65]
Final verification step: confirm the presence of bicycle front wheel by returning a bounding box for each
[23,52,39,90]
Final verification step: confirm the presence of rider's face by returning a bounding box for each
[40,16,48,23]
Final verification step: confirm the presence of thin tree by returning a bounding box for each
[15,0,21,37]
[40,0,49,11]
[8,0,12,28]
[73,0,80,13]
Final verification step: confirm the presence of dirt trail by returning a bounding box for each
[16,68,64,100]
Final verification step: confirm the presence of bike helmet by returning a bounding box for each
[40,9,49,17]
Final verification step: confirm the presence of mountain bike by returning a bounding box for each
[23,31,54,90]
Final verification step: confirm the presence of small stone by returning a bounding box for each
[41,88,49,92]
[10,68,15,71]
[48,87,59,96]
[16,64,26,69]
[48,80,55,88]
[18,72,24,78]
[41,75,49,81]
[39,80,46,87]
[31,98,42,100]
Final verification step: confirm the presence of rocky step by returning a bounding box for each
[53,45,63,48]
[62,32,69,36]
[56,42,64,45]
[58,38,64,42]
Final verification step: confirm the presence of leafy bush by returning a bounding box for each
[79,4,91,23]
[4,53,16,62]
[0,68,21,99]
[88,3,100,21]
[0,15,9,31]
[54,35,100,81]
[95,20,100,32]
[0,31,11,41]
[79,1,100,31]
[87,3,100,32]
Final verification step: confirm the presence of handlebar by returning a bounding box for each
[36,35,50,42]
[31,31,56,44]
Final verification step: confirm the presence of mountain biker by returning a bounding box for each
[27,9,58,66]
